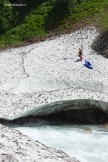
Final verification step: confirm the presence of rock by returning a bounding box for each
[92,30,108,58]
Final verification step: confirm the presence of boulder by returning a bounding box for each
[92,30,108,58]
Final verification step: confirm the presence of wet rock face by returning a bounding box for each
[92,30,108,58]
[0,124,79,162]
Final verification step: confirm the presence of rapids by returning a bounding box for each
[9,122,108,162]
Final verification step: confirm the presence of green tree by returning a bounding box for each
[0,0,13,34]
[53,0,74,15]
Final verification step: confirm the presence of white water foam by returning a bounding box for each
[11,123,108,162]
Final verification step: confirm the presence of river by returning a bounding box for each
[9,122,108,162]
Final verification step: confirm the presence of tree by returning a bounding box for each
[52,0,74,15]
[0,0,13,33]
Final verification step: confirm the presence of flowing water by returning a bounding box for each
[10,122,108,162]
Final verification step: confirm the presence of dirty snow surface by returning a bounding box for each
[0,26,108,118]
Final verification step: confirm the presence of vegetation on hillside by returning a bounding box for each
[0,0,108,48]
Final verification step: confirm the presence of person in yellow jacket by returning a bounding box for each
[78,48,83,61]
